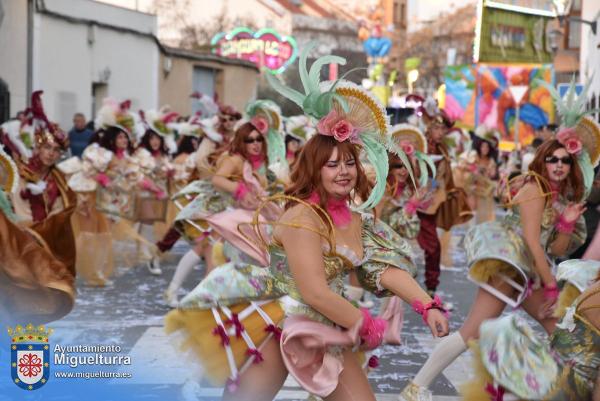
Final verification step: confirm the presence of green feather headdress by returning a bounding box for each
[245,99,287,170]
[537,77,600,194]
[267,42,408,211]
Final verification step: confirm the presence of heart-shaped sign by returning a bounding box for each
[212,28,298,74]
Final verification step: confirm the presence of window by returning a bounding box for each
[393,1,399,25]
[192,66,216,115]
[567,20,581,48]
[571,0,581,12]
[401,3,406,27]
[0,79,9,124]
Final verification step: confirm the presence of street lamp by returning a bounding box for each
[407,69,419,93]
[552,0,597,35]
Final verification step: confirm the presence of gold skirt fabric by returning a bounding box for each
[0,206,76,325]
[164,301,284,386]
[71,192,114,286]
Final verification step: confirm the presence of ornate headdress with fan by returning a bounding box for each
[388,123,436,187]
[138,106,180,153]
[95,98,137,137]
[538,77,600,194]
[25,91,69,151]
[474,125,500,147]
[267,42,399,210]
[285,115,316,143]
[244,99,287,168]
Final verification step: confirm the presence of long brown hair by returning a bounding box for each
[228,121,267,162]
[285,135,371,211]
[528,139,584,202]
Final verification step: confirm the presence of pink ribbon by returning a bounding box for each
[246,348,264,364]
[212,324,230,346]
[485,383,505,401]
[224,313,245,338]
[265,324,282,341]
[226,376,240,393]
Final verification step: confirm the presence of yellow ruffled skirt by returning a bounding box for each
[165,301,284,385]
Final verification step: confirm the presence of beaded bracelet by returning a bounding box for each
[412,295,448,324]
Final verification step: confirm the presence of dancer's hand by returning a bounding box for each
[239,192,260,210]
[562,202,586,223]
[538,298,557,320]
[426,309,449,337]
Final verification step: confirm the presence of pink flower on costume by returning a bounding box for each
[399,140,415,156]
[250,116,269,135]
[317,110,360,143]
[556,128,582,155]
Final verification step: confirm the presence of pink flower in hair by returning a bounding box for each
[250,116,269,135]
[399,140,415,156]
[317,110,360,143]
[556,127,582,155]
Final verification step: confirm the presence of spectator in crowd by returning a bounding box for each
[68,112,94,157]
[15,111,27,125]
[521,137,543,173]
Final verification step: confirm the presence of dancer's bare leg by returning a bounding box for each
[459,281,512,341]
[325,349,376,401]
[221,337,287,401]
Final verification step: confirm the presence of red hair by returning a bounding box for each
[528,139,584,202]
[228,121,267,162]
[285,135,371,211]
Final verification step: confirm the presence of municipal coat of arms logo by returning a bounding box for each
[8,324,52,390]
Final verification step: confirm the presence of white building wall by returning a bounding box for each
[580,1,600,118]
[33,0,158,128]
[0,0,28,116]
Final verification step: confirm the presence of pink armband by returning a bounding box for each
[140,177,154,191]
[555,214,576,234]
[412,295,448,324]
[405,198,420,216]
[233,182,249,201]
[358,308,387,350]
[543,283,559,301]
[95,173,111,187]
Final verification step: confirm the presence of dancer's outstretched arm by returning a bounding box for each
[380,268,449,337]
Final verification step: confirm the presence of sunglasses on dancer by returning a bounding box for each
[544,156,573,165]
[244,136,265,144]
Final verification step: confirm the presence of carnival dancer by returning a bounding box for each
[193,101,241,180]
[399,80,597,401]
[471,125,499,223]
[133,109,178,275]
[284,115,313,167]
[462,265,600,401]
[0,92,76,324]
[165,102,284,306]
[411,96,473,296]
[165,44,449,401]
[57,99,137,286]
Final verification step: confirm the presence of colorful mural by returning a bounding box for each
[444,63,555,145]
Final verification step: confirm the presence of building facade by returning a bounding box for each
[159,47,259,116]
[0,0,160,127]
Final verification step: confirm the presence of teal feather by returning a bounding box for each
[356,133,388,211]
[265,74,305,108]
[0,189,16,222]
[578,151,594,197]
[298,42,314,94]
[308,55,346,93]
[266,127,287,168]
